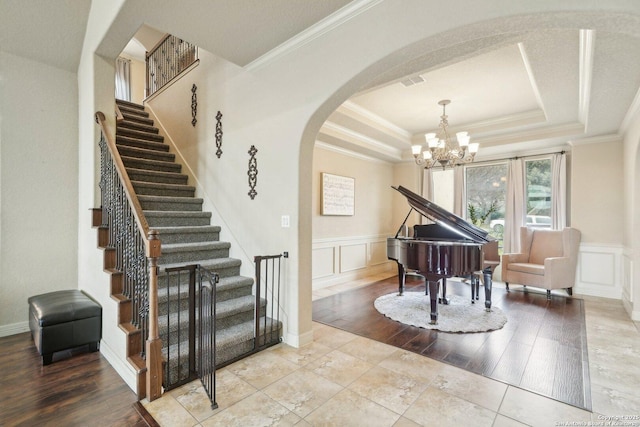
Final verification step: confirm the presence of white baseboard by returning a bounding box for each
[99,339,138,394]
[284,329,314,348]
[0,321,29,338]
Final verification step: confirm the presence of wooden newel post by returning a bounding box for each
[146,229,162,401]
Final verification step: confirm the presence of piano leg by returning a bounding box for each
[428,280,440,324]
[483,267,493,311]
[397,263,406,296]
[439,278,450,305]
[470,275,477,303]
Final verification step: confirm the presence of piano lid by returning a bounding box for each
[392,185,490,244]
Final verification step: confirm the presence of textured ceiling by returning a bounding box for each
[0,0,91,72]
[4,1,640,163]
[320,27,640,162]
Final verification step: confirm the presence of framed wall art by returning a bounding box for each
[321,173,355,216]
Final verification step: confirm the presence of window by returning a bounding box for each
[465,163,508,247]
[525,158,551,219]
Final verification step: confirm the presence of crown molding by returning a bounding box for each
[459,109,547,136]
[579,29,595,130]
[568,133,622,147]
[475,121,584,147]
[339,101,412,140]
[245,0,384,71]
[314,141,392,164]
[320,120,404,158]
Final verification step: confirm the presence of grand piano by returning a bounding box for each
[387,185,497,324]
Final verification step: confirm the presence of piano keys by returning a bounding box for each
[387,185,496,324]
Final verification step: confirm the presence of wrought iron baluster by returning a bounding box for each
[145,34,198,97]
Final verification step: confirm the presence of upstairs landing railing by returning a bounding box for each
[95,111,163,401]
[146,34,198,97]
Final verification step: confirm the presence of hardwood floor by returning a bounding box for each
[0,333,156,426]
[312,275,591,410]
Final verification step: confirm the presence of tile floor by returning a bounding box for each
[143,275,640,426]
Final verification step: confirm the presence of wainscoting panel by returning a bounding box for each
[312,235,395,289]
[312,247,335,280]
[575,243,623,299]
[370,240,389,265]
[340,243,367,273]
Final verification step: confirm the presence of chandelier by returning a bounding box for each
[412,99,479,169]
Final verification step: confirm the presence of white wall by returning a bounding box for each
[76,0,134,390]
[312,146,396,288]
[569,138,626,299]
[0,52,79,336]
[623,109,640,320]
[571,138,623,245]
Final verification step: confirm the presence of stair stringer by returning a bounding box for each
[90,208,148,399]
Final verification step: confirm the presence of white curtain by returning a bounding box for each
[504,158,525,253]
[453,166,465,217]
[422,167,434,200]
[551,153,567,229]
[421,168,434,224]
[115,57,131,101]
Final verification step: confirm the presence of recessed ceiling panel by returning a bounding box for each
[349,44,541,135]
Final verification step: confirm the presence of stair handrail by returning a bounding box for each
[95,110,163,401]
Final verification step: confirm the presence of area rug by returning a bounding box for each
[374,292,507,333]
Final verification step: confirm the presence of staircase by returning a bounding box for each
[113,99,281,387]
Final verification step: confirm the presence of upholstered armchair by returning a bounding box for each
[501,227,581,299]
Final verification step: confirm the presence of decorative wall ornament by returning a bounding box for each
[215,111,223,158]
[191,84,197,126]
[248,145,258,200]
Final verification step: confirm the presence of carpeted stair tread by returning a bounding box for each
[117,145,175,162]
[145,210,211,227]
[160,242,231,263]
[126,167,188,185]
[132,181,195,197]
[158,295,261,336]
[151,225,220,244]
[116,135,169,152]
[144,210,211,219]
[162,317,282,369]
[117,104,150,118]
[117,127,164,143]
[156,275,252,301]
[160,257,242,273]
[120,113,155,127]
[139,195,204,212]
[162,240,230,250]
[121,156,181,173]
[118,120,159,134]
[116,99,145,110]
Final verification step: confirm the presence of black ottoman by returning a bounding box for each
[28,290,102,365]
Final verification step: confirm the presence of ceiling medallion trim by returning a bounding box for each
[246,0,385,71]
